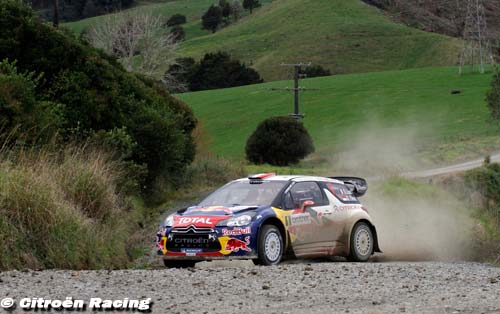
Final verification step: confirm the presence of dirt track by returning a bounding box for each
[0,261,498,314]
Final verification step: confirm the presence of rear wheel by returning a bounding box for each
[163,260,197,268]
[348,222,374,262]
[254,225,283,266]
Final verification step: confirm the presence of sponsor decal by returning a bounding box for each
[286,213,311,226]
[222,227,251,236]
[181,248,203,256]
[174,237,210,245]
[225,236,251,252]
[178,217,213,224]
[334,205,360,211]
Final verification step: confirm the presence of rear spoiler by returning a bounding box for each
[329,177,368,197]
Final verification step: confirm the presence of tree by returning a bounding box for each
[164,57,197,93]
[231,0,243,21]
[166,13,186,27]
[221,1,232,24]
[246,116,315,166]
[170,25,185,42]
[189,51,263,91]
[243,0,260,13]
[487,68,500,120]
[301,65,331,78]
[88,12,178,78]
[202,5,222,33]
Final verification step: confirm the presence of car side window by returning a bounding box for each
[283,192,294,209]
[321,182,360,204]
[289,182,327,208]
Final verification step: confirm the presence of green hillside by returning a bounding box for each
[66,0,461,81]
[178,67,499,164]
[179,0,462,80]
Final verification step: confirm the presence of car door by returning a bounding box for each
[284,181,336,258]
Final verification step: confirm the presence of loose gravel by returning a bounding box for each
[0,261,498,314]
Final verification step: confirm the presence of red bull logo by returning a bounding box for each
[225,236,251,252]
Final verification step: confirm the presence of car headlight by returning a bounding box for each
[217,214,252,227]
[163,214,175,227]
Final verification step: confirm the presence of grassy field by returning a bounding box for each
[65,0,461,81]
[178,66,500,167]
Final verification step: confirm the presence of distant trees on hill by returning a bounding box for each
[243,0,261,13]
[202,5,223,33]
[32,0,135,22]
[301,65,331,78]
[201,0,258,33]
[165,51,263,92]
[166,13,187,27]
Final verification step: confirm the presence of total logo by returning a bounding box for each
[178,217,213,224]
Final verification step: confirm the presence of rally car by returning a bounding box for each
[156,174,381,267]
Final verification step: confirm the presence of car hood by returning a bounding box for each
[171,205,261,228]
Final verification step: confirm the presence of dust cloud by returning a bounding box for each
[331,124,476,261]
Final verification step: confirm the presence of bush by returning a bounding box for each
[166,14,187,27]
[486,68,500,120]
[245,116,315,166]
[0,1,196,195]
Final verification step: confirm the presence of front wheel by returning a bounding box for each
[253,225,283,266]
[163,260,197,268]
[348,222,374,262]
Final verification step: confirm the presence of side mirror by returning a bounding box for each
[301,200,315,212]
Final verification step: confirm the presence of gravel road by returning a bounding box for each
[0,261,498,314]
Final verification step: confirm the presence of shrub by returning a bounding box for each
[245,116,315,166]
[166,14,187,27]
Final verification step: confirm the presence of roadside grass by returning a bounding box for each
[0,144,147,270]
[178,66,499,168]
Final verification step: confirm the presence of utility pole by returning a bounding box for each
[459,0,493,74]
[271,62,315,120]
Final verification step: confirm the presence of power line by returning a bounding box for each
[459,0,493,74]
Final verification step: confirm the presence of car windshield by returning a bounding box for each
[198,181,288,207]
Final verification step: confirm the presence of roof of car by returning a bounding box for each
[236,174,344,184]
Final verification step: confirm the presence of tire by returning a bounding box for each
[163,260,197,268]
[254,224,283,266]
[348,222,375,263]
[348,222,374,262]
